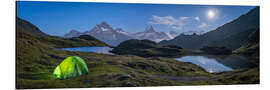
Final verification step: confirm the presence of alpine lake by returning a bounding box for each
[60,46,254,73]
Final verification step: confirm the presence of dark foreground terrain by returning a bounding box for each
[16,17,259,89]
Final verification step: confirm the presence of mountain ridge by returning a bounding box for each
[64,23,172,46]
[133,25,172,42]
[17,17,108,48]
[159,7,259,50]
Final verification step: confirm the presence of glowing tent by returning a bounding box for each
[53,56,88,79]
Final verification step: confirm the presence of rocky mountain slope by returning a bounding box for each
[64,22,134,46]
[159,7,259,50]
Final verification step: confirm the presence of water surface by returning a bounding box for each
[175,55,252,73]
[61,46,113,55]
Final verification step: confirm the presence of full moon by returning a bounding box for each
[207,10,215,19]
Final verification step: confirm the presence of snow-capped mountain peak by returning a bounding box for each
[98,22,111,28]
[82,22,134,46]
[144,25,156,33]
[64,30,82,38]
[115,28,130,35]
[64,23,173,45]
[70,30,80,33]
[134,25,172,42]
[83,22,115,35]
[101,27,109,31]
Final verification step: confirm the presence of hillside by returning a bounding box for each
[159,7,259,50]
[234,28,259,57]
[16,17,46,37]
[16,17,108,48]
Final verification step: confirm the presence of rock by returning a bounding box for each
[117,73,133,80]
[48,54,64,61]
[106,61,118,65]
[118,73,131,78]
[151,57,161,61]
[121,82,136,87]
[83,79,91,83]
[87,57,99,61]
[130,73,136,78]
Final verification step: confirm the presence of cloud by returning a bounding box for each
[198,23,207,28]
[193,17,200,21]
[149,15,200,30]
[148,15,184,30]
[179,16,190,20]
[149,16,178,26]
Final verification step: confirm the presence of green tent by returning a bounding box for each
[53,56,88,79]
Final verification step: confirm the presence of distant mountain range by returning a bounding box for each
[133,26,172,42]
[63,30,82,38]
[159,7,259,50]
[168,30,179,37]
[64,23,172,46]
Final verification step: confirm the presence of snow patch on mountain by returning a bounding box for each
[101,27,109,31]
[64,30,82,38]
[133,25,172,42]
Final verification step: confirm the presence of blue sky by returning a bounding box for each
[17,1,256,36]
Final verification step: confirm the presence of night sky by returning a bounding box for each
[17,1,256,36]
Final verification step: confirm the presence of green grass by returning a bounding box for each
[214,68,259,84]
[16,43,259,88]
